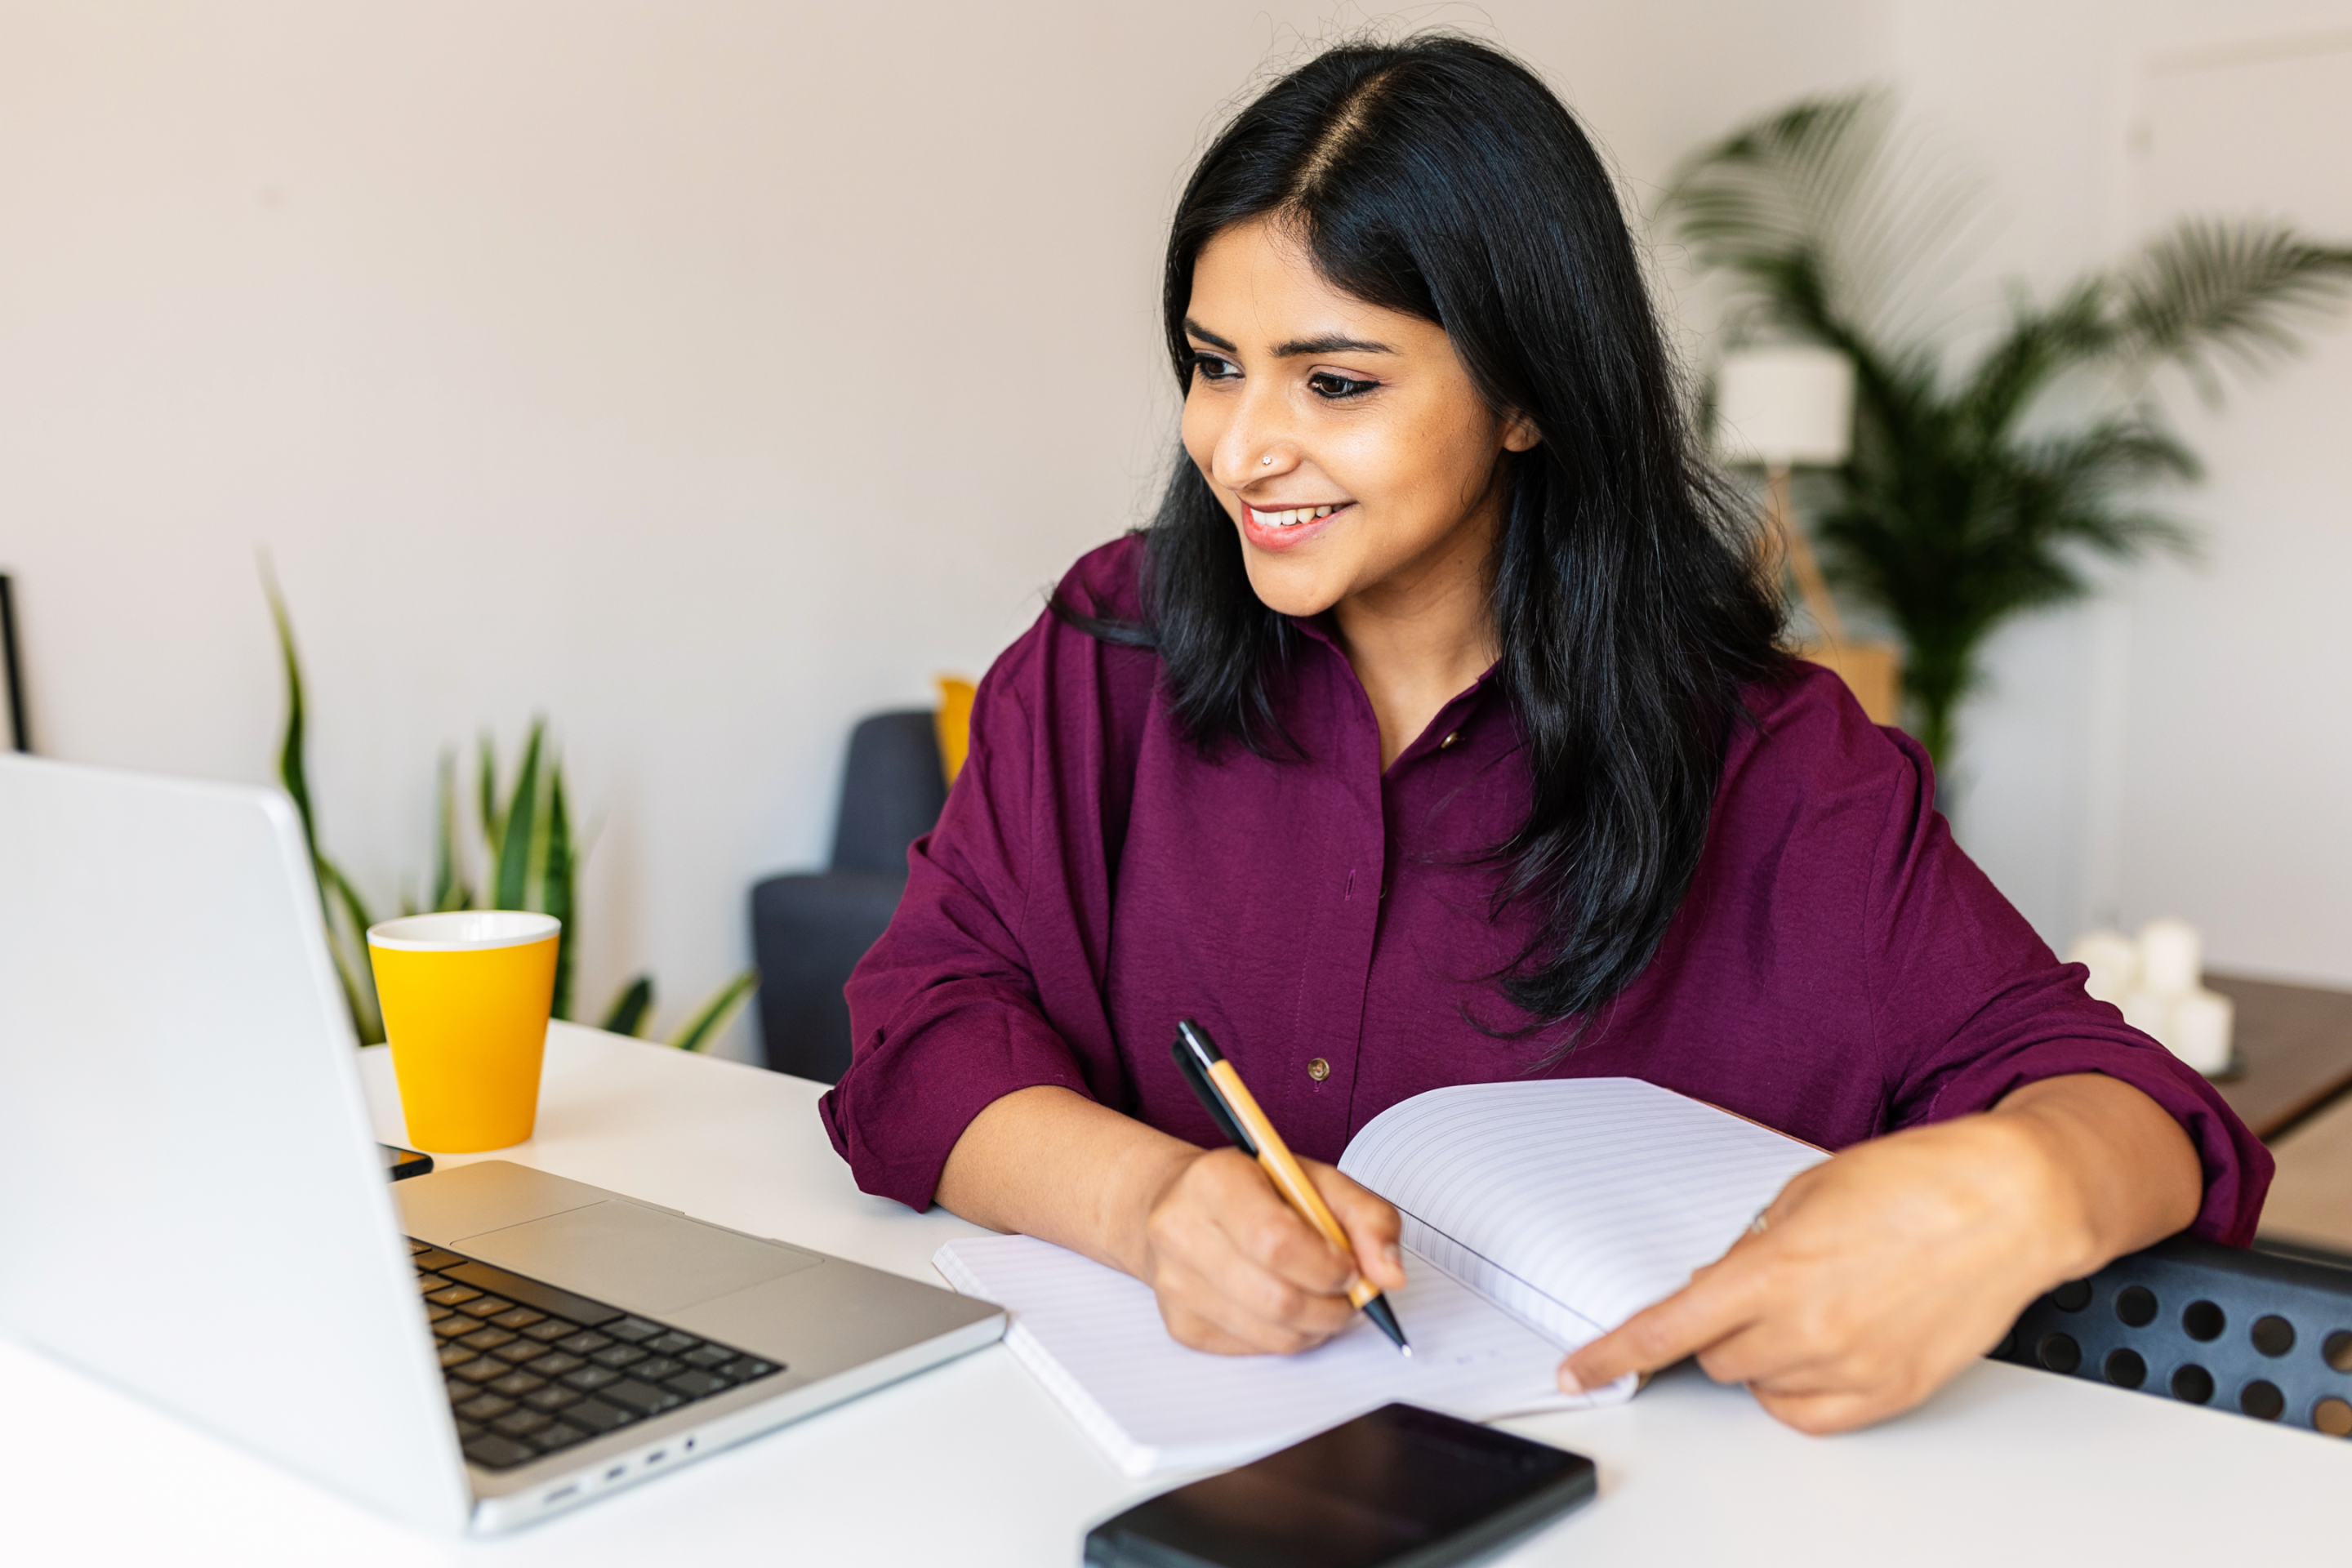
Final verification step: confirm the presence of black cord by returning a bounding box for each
[1,573,29,753]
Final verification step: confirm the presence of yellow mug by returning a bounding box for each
[367,911,560,1152]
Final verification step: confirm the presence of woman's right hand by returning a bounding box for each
[1134,1146,1408,1355]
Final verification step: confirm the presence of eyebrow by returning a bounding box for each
[1183,318,1397,358]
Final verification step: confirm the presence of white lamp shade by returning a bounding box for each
[1715,345,1855,467]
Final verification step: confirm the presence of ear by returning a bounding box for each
[1500,410,1542,452]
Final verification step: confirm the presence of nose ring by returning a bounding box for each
[1260,453,1275,466]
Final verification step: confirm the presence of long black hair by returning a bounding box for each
[1059,34,1786,1033]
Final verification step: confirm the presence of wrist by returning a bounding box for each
[1104,1138,1207,1281]
[1983,1107,2107,1282]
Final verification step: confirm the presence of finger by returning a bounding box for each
[1751,1384,1906,1437]
[1156,1250,1356,1353]
[1156,1303,1261,1356]
[1691,1320,1846,1392]
[1303,1160,1407,1291]
[1203,1161,1358,1294]
[1562,1262,1768,1392]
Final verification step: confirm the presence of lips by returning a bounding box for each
[1239,501,1352,552]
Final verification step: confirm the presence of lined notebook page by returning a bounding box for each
[1338,1079,1828,1343]
[933,1235,1597,1477]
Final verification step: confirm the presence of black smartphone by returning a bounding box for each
[380,1143,434,1182]
[1083,1403,1597,1568]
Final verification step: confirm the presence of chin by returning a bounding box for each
[1239,554,1347,619]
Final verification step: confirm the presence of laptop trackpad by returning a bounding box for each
[457,1200,823,1316]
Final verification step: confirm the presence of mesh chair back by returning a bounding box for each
[1995,1236,2352,1436]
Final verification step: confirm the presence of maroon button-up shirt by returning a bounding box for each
[820,537,2269,1243]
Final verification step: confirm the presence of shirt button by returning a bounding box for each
[1439,731,1459,749]
[1307,1058,1331,1082]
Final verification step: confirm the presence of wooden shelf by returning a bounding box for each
[2205,971,2352,1143]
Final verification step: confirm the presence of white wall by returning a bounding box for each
[17,0,2336,1032]
[1881,0,2352,983]
[0,1,1890,1056]
[2114,33,2352,982]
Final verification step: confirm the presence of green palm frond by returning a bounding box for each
[1951,281,2109,443]
[1665,89,1987,346]
[2114,218,2352,397]
[1660,91,2352,770]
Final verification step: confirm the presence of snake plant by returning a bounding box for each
[265,568,755,1052]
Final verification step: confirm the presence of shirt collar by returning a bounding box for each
[1286,611,1507,766]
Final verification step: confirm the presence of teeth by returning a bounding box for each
[1252,505,1339,528]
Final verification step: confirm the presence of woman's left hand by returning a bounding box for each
[1559,1073,2203,1434]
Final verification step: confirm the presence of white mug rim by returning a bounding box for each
[367,911,562,952]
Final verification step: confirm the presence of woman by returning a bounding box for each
[820,35,2266,1434]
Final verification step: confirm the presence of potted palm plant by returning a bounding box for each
[1662,92,2352,766]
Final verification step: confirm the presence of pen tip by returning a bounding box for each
[1400,1344,1413,1357]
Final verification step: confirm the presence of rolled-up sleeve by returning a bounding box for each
[1864,729,2271,1245]
[819,541,1153,1209]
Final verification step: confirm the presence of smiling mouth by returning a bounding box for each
[1246,502,1348,529]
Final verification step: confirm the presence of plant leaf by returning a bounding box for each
[544,759,576,1020]
[1661,89,1989,350]
[260,556,384,1045]
[2113,217,2352,398]
[477,732,502,866]
[492,723,542,911]
[259,555,320,866]
[667,970,758,1054]
[432,748,473,913]
[600,976,654,1038]
[318,854,385,1044]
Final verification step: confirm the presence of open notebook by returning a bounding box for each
[934,1077,1826,1477]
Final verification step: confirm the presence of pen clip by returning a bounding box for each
[1171,1020,1258,1158]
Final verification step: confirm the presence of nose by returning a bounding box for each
[1207,381,1303,490]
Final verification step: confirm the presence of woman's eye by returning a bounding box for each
[1189,352,1239,382]
[1307,371,1377,399]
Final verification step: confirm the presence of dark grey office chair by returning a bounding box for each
[1998,1236,2352,1436]
[749,710,947,1084]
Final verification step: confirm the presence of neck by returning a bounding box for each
[1330,501,1501,773]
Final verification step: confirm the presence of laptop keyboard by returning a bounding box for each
[410,1237,785,1472]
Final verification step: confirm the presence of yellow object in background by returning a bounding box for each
[368,911,559,1152]
[935,675,977,785]
[1797,637,1903,726]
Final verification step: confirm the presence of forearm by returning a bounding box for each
[1993,1071,2203,1277]
[935,1085,1203,1277]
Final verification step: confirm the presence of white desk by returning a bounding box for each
[3,1023,2345,1565]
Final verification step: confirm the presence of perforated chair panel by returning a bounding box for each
[1994,1236,2352,1436]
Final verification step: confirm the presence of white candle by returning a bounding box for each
[2138,919,2203,998]
[2065,930,2140,1005]
[2119,990,2170,1042]
[2169,988,2236,1077]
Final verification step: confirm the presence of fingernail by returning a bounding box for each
[1557,1362,1585,1395]
[1383,1244,1403,1273]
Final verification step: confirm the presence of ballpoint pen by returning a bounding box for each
[1169,1018,1410,1356]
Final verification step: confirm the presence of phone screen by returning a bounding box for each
[1085,1403,1596,1568]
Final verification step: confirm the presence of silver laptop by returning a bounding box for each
[0,755,1003,1533]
